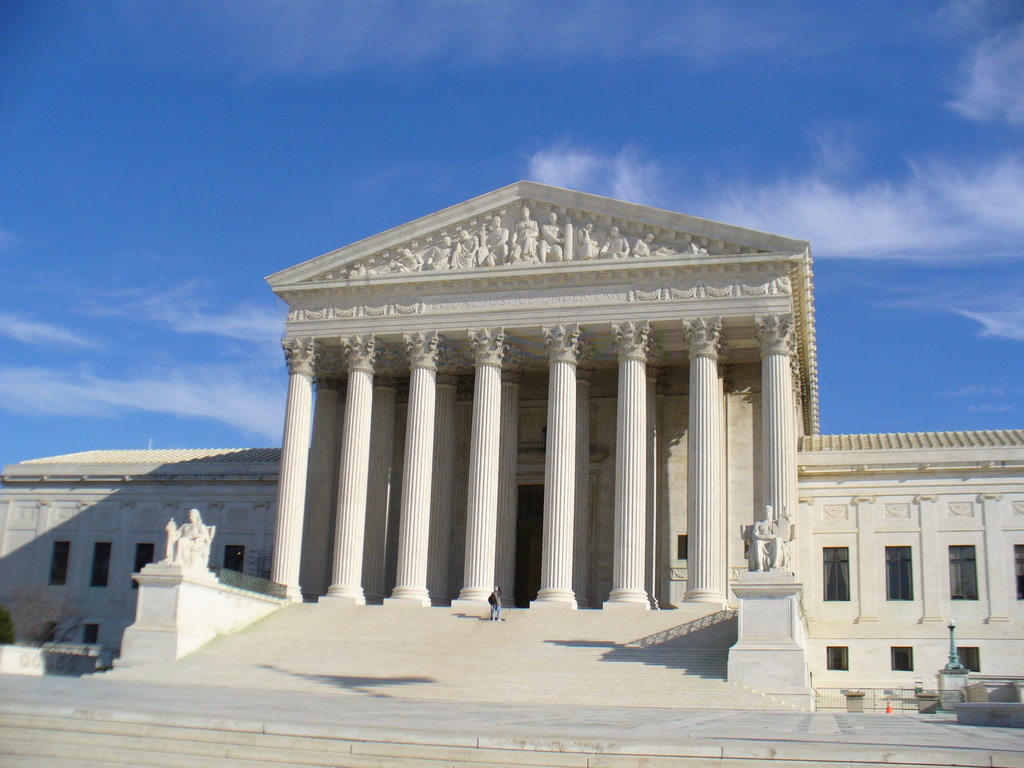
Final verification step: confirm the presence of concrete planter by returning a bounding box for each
[917,692,940,714]
[844,691,866,713]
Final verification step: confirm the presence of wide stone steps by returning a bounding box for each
[107,603,792,711]
[0,710,726,768]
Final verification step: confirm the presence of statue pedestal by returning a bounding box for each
[117,563,221,667]
[727,571,813,710]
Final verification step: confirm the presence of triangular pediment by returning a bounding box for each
[266,181,808,287]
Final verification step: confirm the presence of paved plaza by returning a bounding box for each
[2,674,1022,767]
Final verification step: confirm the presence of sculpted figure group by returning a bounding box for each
[163,508,216,571]
[747,505,793,573]
[359,203,716,276]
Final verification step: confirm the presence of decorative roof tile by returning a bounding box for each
[20,448,281,465]
[800,430,1024,452]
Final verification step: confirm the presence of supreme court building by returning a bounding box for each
[2,181,1022,689]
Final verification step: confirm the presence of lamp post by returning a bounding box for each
[944,619,965,672]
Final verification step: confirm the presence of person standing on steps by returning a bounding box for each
[488,586,503,621]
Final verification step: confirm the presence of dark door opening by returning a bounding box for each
[514,485,544,607]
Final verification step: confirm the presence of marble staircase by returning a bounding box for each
[106,602,792,711]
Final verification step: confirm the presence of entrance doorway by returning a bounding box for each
[514,485,544,607]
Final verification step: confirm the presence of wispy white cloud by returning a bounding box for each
[945,2,1024,125]
[956,307,1024,342]
[110,1,818,77]
[526,142,1024,260]
[0,312,100,350]
[83,282,284,344]
[527,144,664,207]
[0,365,284,440]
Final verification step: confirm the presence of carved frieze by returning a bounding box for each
[947,502,975,518]
[884,503,910,519]
[288,302,423,322]
[304,199,767,282]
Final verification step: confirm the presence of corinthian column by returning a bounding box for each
[755,314,798,525]
[325,334,376,605]
[454,328,504,607]
[387,332,441,607]
[494,365,521,606]
[427,371,457,603]
[271,337,317,601]
[362,375,396,603]
[534,325,581,608]
[605,321,650,609]
[682,317,725,604]
[572,362,592,606]
[300,375,344,599]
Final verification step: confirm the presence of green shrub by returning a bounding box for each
[0,605,15,645]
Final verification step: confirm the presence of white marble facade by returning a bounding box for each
[267,182,815,609]
[1,182,1021,688]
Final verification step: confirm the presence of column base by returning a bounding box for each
[450,598,489,612]
[321,586,366,606]
[603,598,650,611]
[457,587,491,602]
[383,596,431,608]
[283,584,303,603]
[531,597,577,610]
[604,589,650,610]
[683,589,725,605]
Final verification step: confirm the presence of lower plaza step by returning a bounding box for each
[105,601,793,711]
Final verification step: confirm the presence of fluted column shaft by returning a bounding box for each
[572,367,592,606]
[388,333,440,606]
[495,369,521,606]
[535,325,581,607]
[456,329,505,604]
[427,375,457,602]
[646,368,659,609]
[326,335,376,604]
[362,378,396,602]
[683,318,725,604]
[606,321,650,608]
[300,377,344,599]
[757,314,798,523]
[271,338,317,601]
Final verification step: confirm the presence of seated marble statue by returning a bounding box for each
[747,504,791,572]
[164,508,216,570]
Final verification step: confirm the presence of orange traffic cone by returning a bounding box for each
[885,702,893,714]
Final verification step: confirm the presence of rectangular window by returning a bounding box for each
[223,544,245,572]
[891,646,914,671]
[49,541,71,585]
[132,542,156,588]
[1016,545,1024,600]
[885,546,914,601]
[89,542,112,587]
[823,547,850,601]
[826,646,848,671]
[958,646,981,673]
[949,545,978,600]
[82,623,99,645]
[676,534,688,561]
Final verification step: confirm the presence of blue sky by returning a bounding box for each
[1,0,1022,468]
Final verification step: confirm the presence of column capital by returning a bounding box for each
[468,327,506,367]
[282,337,318,377]
[403,331,442,369]
[437,372,459,387]
[341,333,377,374]
[755,313,795,357]
[913,494,938,504]
[681,317,721,360]
[542,324,582,364]
[611,320,650,362]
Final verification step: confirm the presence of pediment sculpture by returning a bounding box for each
[162,508,216,571]
[744,505,794,573]
[313,201,760,281]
